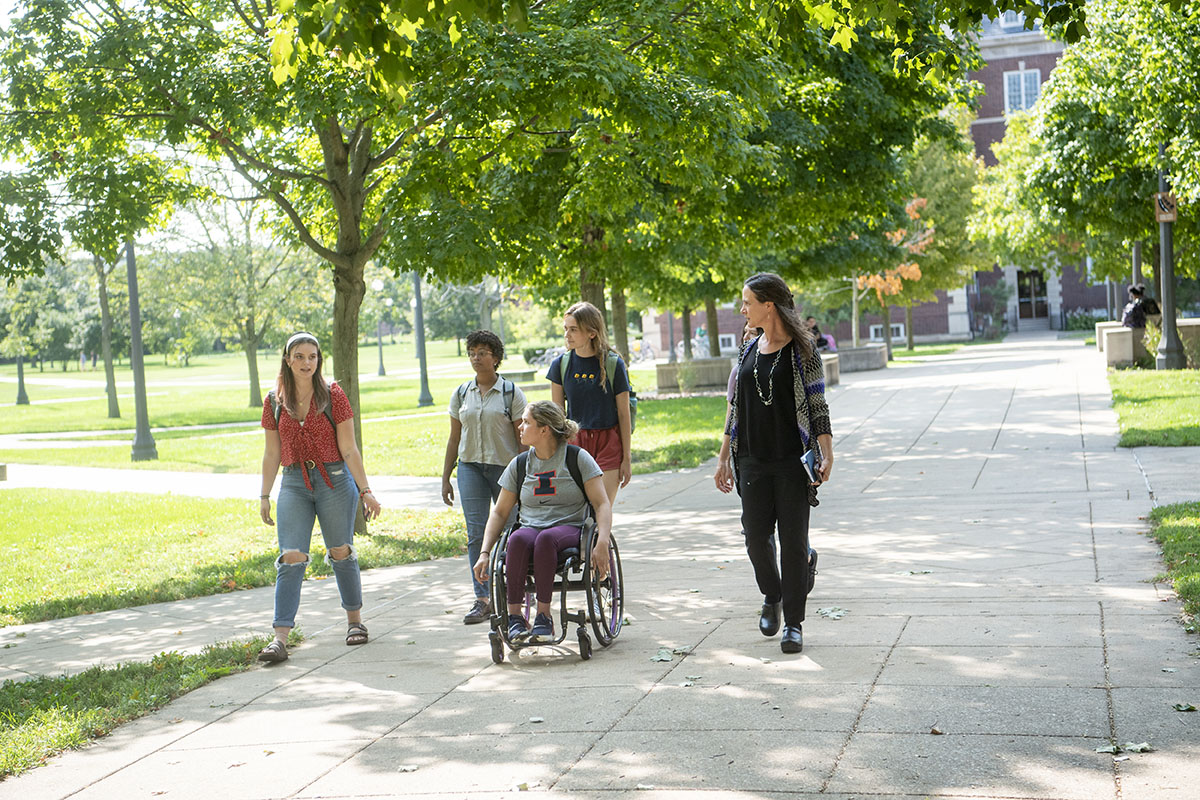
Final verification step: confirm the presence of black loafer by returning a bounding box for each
[759,601,782,637]
[781,625,803,653]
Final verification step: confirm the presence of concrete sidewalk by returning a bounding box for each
[2,332,1198,799]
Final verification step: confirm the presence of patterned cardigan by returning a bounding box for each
[725,334,832,505]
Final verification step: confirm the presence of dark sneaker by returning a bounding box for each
[463,598,491,625]
[808,548,819,594]
[507,614,530,641]
[529,612,554,642]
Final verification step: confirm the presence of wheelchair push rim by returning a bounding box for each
[583,529,623,646]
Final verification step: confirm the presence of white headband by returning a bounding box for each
[286,332,319,352]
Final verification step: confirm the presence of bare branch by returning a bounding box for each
[368,108,445,173]
[625,1,696,54]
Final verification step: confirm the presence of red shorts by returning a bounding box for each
[573,426,624,472]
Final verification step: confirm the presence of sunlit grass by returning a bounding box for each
[0,490,466,626]
[1108,369,1200,446]
[1150,501,1200,621]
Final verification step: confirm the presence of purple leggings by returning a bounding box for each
[505,525,582,604]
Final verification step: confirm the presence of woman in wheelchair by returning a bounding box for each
[473,400,612,644]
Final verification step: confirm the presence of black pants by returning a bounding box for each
[737,455,811,626]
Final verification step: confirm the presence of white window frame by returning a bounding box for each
[1003,67,1041,113]
[718,333,736,353]
[869,323,906,342]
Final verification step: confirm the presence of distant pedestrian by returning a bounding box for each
[805,316,830,350]
[257,332,381,663]
[441,330,527,625]
[715,273,834,654]
[547,301,633,505]
[1121,285,1150,329]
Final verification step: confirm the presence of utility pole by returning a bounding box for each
[1156,146,1185,369]
[1132,240,1143,287]
[126,239,158,460]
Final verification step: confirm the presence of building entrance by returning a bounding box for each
[1017,270,1048,319]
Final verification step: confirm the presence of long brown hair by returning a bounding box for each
[276,332,331,420]
[743,272,814,358]
[565,301,615,391]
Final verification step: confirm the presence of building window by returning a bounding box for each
[718,333,736,353]
[869,323,905,342]
[1004,68,1041,113]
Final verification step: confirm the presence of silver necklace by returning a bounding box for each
[752,344,786,406]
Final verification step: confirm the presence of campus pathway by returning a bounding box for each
[2,331,1199,799]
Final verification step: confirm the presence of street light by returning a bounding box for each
[371,279,391,377]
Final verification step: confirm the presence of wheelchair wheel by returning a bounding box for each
[578,628,592,660]
[489,530,511,644]
[583,531,624,647]
[489,631,505,664]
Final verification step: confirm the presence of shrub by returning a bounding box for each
[1064,307,1107,331]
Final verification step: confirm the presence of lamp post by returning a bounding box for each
[412,272,434,406]
[371,279,391,377]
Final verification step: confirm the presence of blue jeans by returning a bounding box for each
[273,461,363,628]
[457,461,513,599]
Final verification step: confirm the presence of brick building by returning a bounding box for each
[827,13,1109,347]
[641,15,1110,353]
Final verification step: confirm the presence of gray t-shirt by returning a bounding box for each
[499,443,604,529]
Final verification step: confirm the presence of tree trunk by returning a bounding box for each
[904,304,915,351]
[610,280,629,362]
[851,276,862,348]
[243,316,264,408]
[704,295,721,357]
[579,263,607,314]
[332,265,366,449]
[16,354,29,405]
[681,305,693,360]
[882,299,893,361]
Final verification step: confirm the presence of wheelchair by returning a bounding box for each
[486,517,624,662]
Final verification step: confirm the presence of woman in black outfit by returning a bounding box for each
[715,273,834,654]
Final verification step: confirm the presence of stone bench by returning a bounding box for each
[1101,326,1148,366]
[1094,321,1124,353]
[656,357,733,393]
[820,353,840,386]
[1101,318,1200,366]
[502,369,536,383]
[838,343,888,372]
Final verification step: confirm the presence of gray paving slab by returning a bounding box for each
[826,731,1117,799]
[3,331,1199,800]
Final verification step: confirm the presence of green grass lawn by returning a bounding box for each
[889,342,968,359]
[0,339,507,435]
[0,394,726,477]
[0,637,290,778]
[0,489,466,626]
[1150,501,1200,622]
[1108,369,1200,446]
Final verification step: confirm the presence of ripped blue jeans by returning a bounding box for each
[273,460,363,629]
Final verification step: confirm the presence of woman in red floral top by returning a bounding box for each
[257,332,382,663]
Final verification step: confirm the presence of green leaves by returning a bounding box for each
[0,174,61,282]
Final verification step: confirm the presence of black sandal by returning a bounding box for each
[346,622,369,646]
[257,640,288,663]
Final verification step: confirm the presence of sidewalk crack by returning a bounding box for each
[818,615,910,793]
[545,619,727,791]
[1098,601,1123,800]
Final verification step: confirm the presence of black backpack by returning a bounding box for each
[454,377,516,420]
[513,444,588,512]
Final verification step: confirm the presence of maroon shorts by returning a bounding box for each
[573,425,624,471]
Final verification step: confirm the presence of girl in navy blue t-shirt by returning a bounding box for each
[546,301,633,504]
